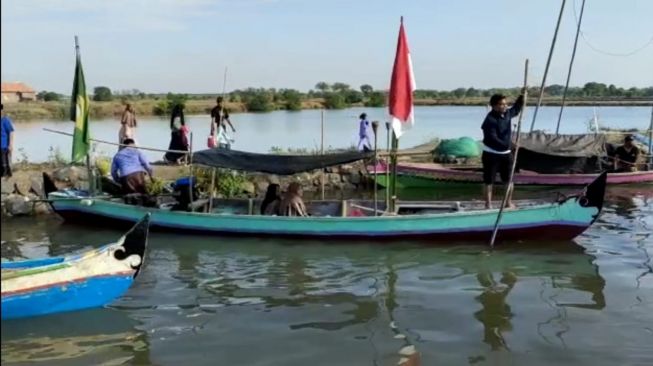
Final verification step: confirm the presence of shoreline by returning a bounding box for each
[4,98,652,121]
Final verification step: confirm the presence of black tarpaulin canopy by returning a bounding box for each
[191,149,373,175]
[518,132,608,157]
[516,132,608,174]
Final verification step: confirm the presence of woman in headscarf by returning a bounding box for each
[119,103,137,148]
[278,182,308,217]
[260,183,281,215]
[164,104,190,164]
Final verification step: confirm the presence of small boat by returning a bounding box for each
[42,148,608,243]
[1,214,151,320]
[372,132,653,188]
[371,161,653,188]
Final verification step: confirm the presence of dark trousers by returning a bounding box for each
[1,149,11,178]
[482,151,511,185]
[120,171,147,194]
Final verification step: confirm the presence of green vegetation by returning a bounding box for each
[37,91,61,101]
[5,82,651,121]
[154,93,189,116]
[93,86,113,101]
[194,168,248,198]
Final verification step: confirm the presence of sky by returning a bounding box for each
[2,0,652,94]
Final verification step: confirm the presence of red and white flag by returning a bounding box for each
[388,17,416,138]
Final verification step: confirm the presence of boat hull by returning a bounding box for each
[1,215,150,319]
[47,173,606,243]
[393,163,653,187]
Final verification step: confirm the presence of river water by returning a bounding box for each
[1,185,652,365]
[11,106,652,163]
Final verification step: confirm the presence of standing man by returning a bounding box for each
[1,104,14,178]
[210,97,235,149]
[111,139,153,194]
[481,91,524,209]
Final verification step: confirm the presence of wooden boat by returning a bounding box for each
[371,131,653,188]
[1,214,150,320]
[371,162,653,188]
[43,170,607,243]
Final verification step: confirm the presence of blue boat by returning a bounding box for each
[1,214,150,320]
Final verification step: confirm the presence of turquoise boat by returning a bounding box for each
[42,148,608,243]
[1,215,150,319]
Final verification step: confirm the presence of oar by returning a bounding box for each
[489,59,529,248]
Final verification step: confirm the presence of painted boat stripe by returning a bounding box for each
[53,205,589,237]
[1,271,134,297]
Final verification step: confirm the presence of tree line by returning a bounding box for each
[35,82,652,113]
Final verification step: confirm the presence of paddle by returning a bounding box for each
[489,59,529,248]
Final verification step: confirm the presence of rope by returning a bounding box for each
[572,0,653,57]
[530,0,567,132]
[556,0,587,135]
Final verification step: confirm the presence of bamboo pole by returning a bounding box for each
[649,106,653,168]
[207,168,216,212]
[530,0,567,132]
[385,122,391,210]
[390,132,399,213]
[490,59,529,248]
[188,132,194,210]
[321,109,325,200]
[44,128,189,154]
[372,121,379,216]
[556,0,586,135]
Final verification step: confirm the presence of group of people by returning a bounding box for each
[260,182,308,217]
[110,97,238,193]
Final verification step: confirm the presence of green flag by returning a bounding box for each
[70,48,90,162]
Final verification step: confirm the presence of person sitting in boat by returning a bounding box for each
[164,104,190,164]
[613,135,640,172]
[279,182,308,217]
[260,183,281,215]
[480,91,524,209]
[111,138,153,194]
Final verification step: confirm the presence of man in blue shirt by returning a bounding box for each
[480,92,524,209]
[1,104,15,178]
[111,139,153,194]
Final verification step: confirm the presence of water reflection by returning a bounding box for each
[2,213,642,365]
[1,309,151,365]
[474,271,516,351]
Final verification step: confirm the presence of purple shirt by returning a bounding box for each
[359,119,370,139]
[111,147,152,181]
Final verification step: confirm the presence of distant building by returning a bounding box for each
[1,82,37,103]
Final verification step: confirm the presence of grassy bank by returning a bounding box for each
[4,97,651,121]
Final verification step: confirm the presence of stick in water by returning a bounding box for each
[489,59,529,248]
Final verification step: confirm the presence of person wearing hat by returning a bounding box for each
[613,135,640,172]
[357,112,372,152]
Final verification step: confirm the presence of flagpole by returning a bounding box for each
[321,109,325,200]
[490,59,529,248]
[74,35,95,195]
[372,121,379,215]
[385,122,391,211]
[390,132,398,213]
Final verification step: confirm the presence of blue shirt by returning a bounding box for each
[111,147,153,181]
[1,116,14,150]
